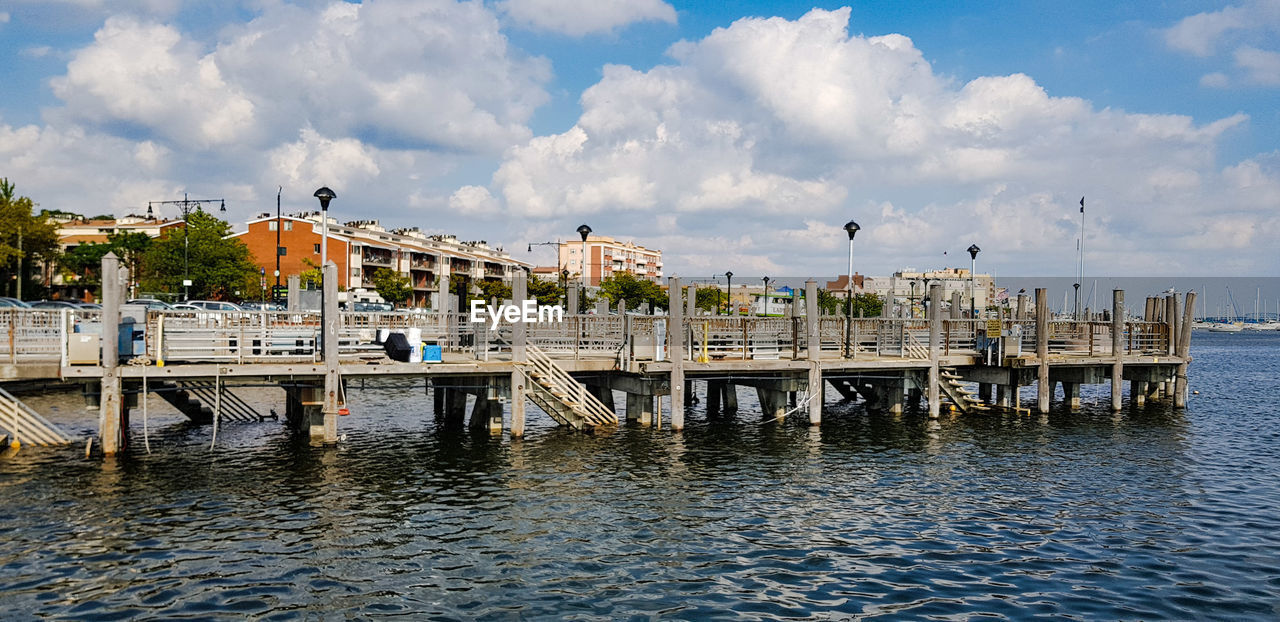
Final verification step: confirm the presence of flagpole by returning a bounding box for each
[1076,196,1085,319]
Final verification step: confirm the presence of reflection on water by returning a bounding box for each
[2,332,1280,619]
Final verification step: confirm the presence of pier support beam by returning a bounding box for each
[706,380,722,416]
[510,371,526,438]
[98,252,124,455]
[626,392,654,425]
[1175,292,1196,408]
[805,280,822,425]
[1036,288,1050,414]
[319,262,340,444]
[756,387,788,421]
[1110,289,1125,412]
[668,277,686,431]
[1064,382,1081,410]
[1132,381,1147,407]
[927,284,942,419]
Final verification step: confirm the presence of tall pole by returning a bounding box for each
[843,220,860,358]
[1076,196,1085,319]
[967,244,980,319]
[577,224,592,297]
[725,271,733,316]
[275,186,282,290]
[313,187,336,360]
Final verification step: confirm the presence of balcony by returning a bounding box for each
[409,254,436,270]
[483,262,505,278]
[362,250,393,266]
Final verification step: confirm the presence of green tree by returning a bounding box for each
[0,179,61,298]
[527,275,565,306]
[598,272,666,311]
[816,288,841,315]
[139,210,258,300]
[371,268,411,306]
[474,278,512,304]
[60,242,113,289]
[818,289,883,317]
[695,287,724,313]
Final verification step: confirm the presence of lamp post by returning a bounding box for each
[761,276,770,316]
[909,280,917,318]
[147,193,226,301]
[967,244,981,318]
[576,224,592,291]
[843,220,860,358]
[724,270,733,316]
[313,187,335,359]
[275,186,282,292]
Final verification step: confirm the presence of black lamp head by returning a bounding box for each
[577,224,592,241]
[313,187,336,211]
[844,220,860,240]
[967,244,980,260]
[725,271,733,279]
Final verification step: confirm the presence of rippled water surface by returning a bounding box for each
[3,332,1280,619]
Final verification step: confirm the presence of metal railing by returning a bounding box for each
[0,308,1178,367]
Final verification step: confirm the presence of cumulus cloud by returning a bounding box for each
[1165,1,1280,89]
[481,7,1273,274]
[48,1,550,154]
[499,0,676,36]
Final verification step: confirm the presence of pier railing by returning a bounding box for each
[0,308,1174,368]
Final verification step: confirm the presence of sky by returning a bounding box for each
[1,0,1278,279]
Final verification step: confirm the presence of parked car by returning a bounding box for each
[31,300,83,310]
[0,297,32,308]
[76,303,101,310]
[127,298,175,310]
[352,301,394,312]
[172,304,202,311]
[187,300,244,311]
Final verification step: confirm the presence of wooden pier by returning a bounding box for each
[0,256,1196,455]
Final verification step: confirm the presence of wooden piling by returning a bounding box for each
[321,262,340,443]
[1111,289,1124,412]
[805,280,822,425]
[1175,291,1196,408]
[1036,288,1050,414]
[927,284,942,419]
[510,272,527,438]
[668,277,685,431]
[99,252,123,455]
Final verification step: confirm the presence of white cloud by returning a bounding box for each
[47,1,551,154]
[1164,3,1254,56]
[499,0,676,36]
[0,12,9,23]
[449,185,501,215]
[480,7,1275,275]
[1200,72,1230,88]
[50,16,256,148]
[1235,46,1280,84]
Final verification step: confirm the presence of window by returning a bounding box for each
[278,247,286,256]
[268,221,278,231]
[284,221,293,231]
[314,243,321,253]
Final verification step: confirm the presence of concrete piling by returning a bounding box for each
[668,277,685,431]
[1110,289,1124,412]
[1036,288,1050,414]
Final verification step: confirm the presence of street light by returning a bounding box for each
[909,280,917,318]
[724,270,733,316]
[967,244,981,318]
[147,193,226,301]
[313,187,335,359]
[576,224,592,291]
[761,276,769,316]
[843,219,860,358]
[275,186,282,293]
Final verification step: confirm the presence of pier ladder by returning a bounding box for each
[0,386,74,446]
[518,344,617,429]
[938,367,989,414]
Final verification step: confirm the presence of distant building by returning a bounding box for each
[881,268,995,314]
[231,213,529,308]
[54,214,186,299]
[558,235,662,286]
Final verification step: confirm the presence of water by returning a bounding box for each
[3,332,1280,619]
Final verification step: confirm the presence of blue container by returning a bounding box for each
[422,345,442,363]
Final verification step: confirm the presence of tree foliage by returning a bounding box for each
[527,275,564,306]
[817,288,883,317]
[598,272,666,311]
[139,210,258,300]
[0,179,60,298]
[371,267,411,305]
[695,287,724,313]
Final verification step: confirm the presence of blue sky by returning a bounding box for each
[1,0,1277,277]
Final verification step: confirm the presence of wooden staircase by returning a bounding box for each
[153,381,267,424]
[0,386,73,446]
[938,367,989,414]
[518,344,617,429]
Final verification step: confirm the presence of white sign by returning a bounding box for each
[182,279,193,286]
[470,300,564,329]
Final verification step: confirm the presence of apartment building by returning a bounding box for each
[233,213,529,308]
[558,235,662,286]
